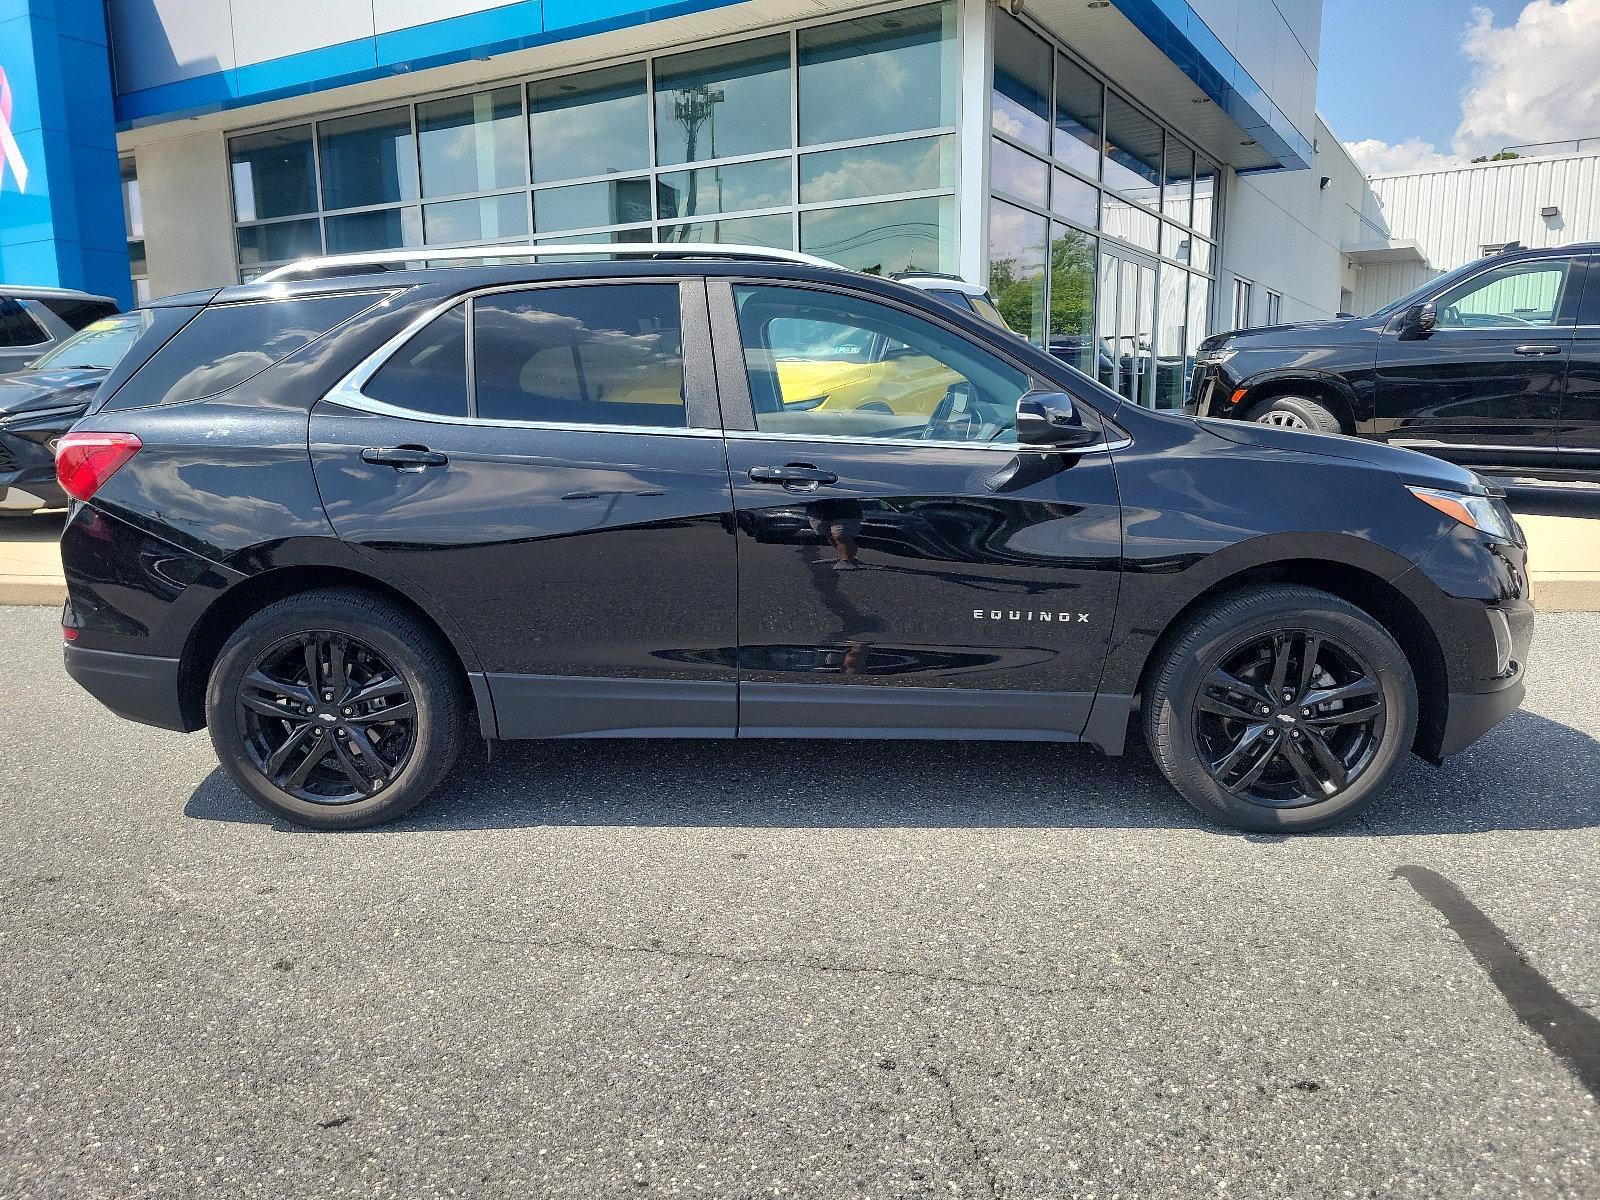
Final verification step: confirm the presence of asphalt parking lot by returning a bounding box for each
[1,605,1596,1198]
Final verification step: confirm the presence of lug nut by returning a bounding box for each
[343,707,354,716]
[1301,707,1312,717]
[312,725,324,734]
[323,692,334,701]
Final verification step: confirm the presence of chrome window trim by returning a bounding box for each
[729,429,1124,454]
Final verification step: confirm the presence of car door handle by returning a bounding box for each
[361,446,449,469]
[1513,344,1562,356]
[748,464,839,488]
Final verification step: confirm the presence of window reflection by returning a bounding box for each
[424,194,529,245]
[990,138,1048,209]
[1102,193,1158,253]
[1193,157,1218,239]
[534,178,652,233]
[326,207,423,253]
[418,87,527,198]
[662,212,793,249]
[319,107,418,210]
[1102,92,1161,203]
[232,125,317,221]
[988,198,1046,345]
[1162,141,1193,228]
[1051,168,1096,228]
[799,136,954,203]
[1155,265,1187,410]
[801,196,954,276]
[529,64,649,184]
[1049,224,1096,376]
[1053,53,1102,178]
[991,10,1050,152]
[656,158,790,220]
[654,36,790,165]
[798,3,955,146]
[236,219,320,268]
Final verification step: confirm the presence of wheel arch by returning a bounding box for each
[1131,558,1449,759]
[1239,373,1358,433]
[176,563,492,737]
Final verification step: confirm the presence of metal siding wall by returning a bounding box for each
[1369,152,1600,273]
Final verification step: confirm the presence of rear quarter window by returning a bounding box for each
[102,291,388,410]
[0,298,47,348]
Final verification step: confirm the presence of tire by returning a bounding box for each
[1142,585,1417,833]
[206,588,468,830]
[1247,394,1341,433]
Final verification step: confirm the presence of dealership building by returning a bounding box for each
[3,0,1358,409]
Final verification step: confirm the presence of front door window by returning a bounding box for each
[1433,261,1569,330]
[732,284,1033,444]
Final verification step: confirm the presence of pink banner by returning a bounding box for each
[0,66,28,193]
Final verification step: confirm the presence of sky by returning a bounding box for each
[1317,0,1600,174]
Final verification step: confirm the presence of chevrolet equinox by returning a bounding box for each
[56,247,1533,833]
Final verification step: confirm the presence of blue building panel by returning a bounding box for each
[0,1,130,304]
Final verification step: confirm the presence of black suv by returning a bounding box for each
[57,248,1532,834]
[1193,243,1600,481]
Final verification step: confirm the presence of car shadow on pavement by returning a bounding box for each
[183,708,1600,837]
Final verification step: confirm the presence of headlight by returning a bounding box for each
[1407,485,1516,541]
[1194,347,1237,367]
[0,403,88,429]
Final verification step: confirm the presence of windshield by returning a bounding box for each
[33,312,149,370]
[1369,257,1489,319]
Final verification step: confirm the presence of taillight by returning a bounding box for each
[55,432,142,503]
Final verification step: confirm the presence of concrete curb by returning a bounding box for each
[0,577,66,607]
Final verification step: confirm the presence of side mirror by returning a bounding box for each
[1401,302,1437,337]
[1016,391,1102,449]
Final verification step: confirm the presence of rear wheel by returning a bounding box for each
[1142,585,1417,832]
[1248,394,1341,433]
[206,589,467,829]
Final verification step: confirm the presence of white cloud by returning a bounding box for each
[1452,0,1600,157]
[1342,0,1600,176]
[1342,136,1460,175]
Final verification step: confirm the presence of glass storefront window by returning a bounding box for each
[1051,168,1097,228]
[1054,54,1102,179]
[231,125,317,222]
[1049,224,1096,376]
[424,194,529,245]
[236,218,321,268]
[1193,157,1218,239]
[656,158,790,220]
[990,138,1048,210]
[325,207,422,253]
[798,3,955,146]
[988,198,1047,345]
[1155,266,1187,410]
[799,136,954,203]
[801,196,954,275]
[1102,92,1161,205]
[529,63,649,184]
[991,10,1051,153]
[417,87,527,198]
[1187,273,1210,360]
[654,36,790,165]
[1103,193,1158,253]
[1162,141,1194,228]
[534,177,652,233]
[319,107,419,211]
[663,212,793,249]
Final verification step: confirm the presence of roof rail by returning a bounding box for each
[254,242,837,283]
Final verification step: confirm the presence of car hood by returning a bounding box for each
[0,368,107,417]
[1197,418,1485,492]
[1201,316,1378,352]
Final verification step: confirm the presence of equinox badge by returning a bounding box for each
[974,610,1090,622]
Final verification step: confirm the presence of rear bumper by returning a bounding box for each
[63,644,195,732]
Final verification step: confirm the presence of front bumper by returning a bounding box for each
[63,643,194,732]
[0,428,68,508]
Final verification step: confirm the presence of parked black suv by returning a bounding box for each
[1194,243,1600,481]
[57,248,1532,834]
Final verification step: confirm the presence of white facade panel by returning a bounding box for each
[108,0,238,93]
[375,1,529,36]
[229,1,376,68]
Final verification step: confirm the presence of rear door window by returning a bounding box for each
[471,284,686,428]
[105,291,387,409]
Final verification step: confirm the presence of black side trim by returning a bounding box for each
[64,646,193,732]
[487,674,736,739]
[467,672,498,740]
[738,682,1093,741]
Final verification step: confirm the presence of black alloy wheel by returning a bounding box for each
[1142,584,1417,832]
[208,588,466,829]
[1195,630,1385,806]
[238,632,416,804]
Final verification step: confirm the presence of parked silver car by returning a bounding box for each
[0,286,121,374]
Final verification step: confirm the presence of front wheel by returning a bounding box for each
[1247,394,1341,433]
[1142,586,1417,832]
[206,589,468,829]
